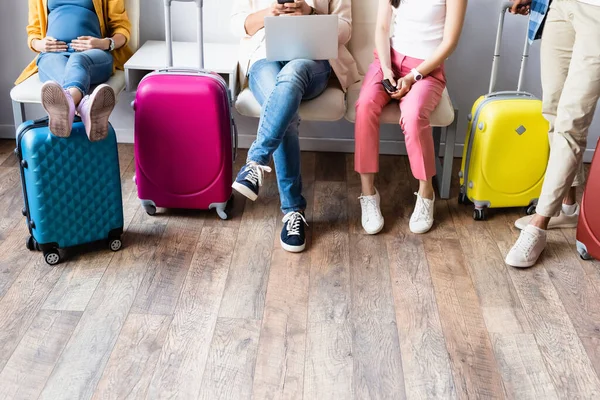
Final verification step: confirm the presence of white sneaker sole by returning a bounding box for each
[504,256,537,268]
[280,239,305,253]
[41,82,72,138]
[87,85,116,142]
[363,222,384,235]
[232,182,258,201]
[409,222,434,234]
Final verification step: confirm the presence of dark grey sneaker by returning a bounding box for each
[280,211,307,253]
[232,162,272,201]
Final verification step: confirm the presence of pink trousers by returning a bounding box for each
[354,49,446,180]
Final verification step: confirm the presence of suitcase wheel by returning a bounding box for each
[109,238,123,252]
[525,204,537,216]
[144,204,157,216]
[473,208,487,221]
[44,250,61,266]
[22,208,27,217]
[577,241,594,261]
[26,236,36,251]
[141,200,157,216]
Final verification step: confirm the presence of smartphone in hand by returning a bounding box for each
[277,0,295,3]
[381,79,398,94]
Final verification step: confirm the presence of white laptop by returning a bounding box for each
[265,15,339,62]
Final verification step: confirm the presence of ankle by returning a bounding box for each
[418,183,434,200]
[530,214,549,230]
[562,188,577,206]
[362,187,376,196]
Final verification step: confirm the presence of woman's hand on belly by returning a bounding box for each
[33,37,68,53]
[70,36,109,52]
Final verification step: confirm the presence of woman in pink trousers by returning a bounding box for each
[354,0,467,235]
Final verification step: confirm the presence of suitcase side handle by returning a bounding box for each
[164,0,204,69]
[489,1,530,94]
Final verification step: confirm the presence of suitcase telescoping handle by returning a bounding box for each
[489,1,530,93]
[164,0,204,69]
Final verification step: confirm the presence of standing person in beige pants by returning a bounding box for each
[505,0,600,268]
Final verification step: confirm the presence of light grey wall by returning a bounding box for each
[2,0,599,160]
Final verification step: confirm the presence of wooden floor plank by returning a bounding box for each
[0,167,24,241]
[349,233,407,400]
[251,153,315,400]
[0,257,64,371]
[199,318,261,400]
[0,310,81,400]
[304,181,352,400]
[544,230,600,333]
[0,223,34,299]
[488,215,600,398]
[218,177,279,320]
[345,156,406,399]
[424,237,505,399]
[448,200,530,334]
[0,140,15,166]
[146,226,239,400]
[92,314,171,400]
[315,152,347,182]
[131,213,204,316]
[304,321,353,400]
[491,333,559,400]
[38,223,165,400]
[371,155,457,399]
[42,251,115,312]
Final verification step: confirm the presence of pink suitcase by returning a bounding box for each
[577,138,600,260]
[133,0,237,220]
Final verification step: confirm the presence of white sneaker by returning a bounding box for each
[505,225,547,268]
[409,192,435,234]
[514,204,580,230]
[359,189,384,235]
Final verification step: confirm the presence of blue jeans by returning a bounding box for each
[247,58,331,214]
[37,49,113,95]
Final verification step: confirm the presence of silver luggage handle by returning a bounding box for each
[164,0,204,69]
[489,1,530,94]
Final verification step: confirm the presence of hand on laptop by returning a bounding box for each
[269,3,291,16]
[281,1,313,16]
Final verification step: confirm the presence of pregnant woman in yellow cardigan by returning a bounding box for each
[16,0,133,141]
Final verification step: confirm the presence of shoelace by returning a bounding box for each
[283,212,308,237]
[514,230,536,257]
[244,164,272,187]
[411,193,432,221]
[359,195,381,222]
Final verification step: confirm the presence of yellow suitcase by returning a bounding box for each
[458,2,550,221]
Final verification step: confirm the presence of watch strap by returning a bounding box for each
[411,68,423,81]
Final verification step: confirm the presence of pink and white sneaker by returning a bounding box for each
[41,81,75,138]
[77,84,116,142]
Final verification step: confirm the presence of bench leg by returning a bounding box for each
[433,126,444,197]
[12,101,26,132]
[440,109,459,200]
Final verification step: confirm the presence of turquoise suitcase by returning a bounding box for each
[16,117,124,265]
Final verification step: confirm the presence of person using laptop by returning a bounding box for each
[353,0,467,235]
[230,0,359,253]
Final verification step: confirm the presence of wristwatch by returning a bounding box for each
[411,68,423,82]
[106,37,115,51]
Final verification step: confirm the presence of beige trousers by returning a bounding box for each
[536,0,600,218]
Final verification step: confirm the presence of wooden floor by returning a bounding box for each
[1,140,600,400]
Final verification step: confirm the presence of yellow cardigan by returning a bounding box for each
[15,0,133,85]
